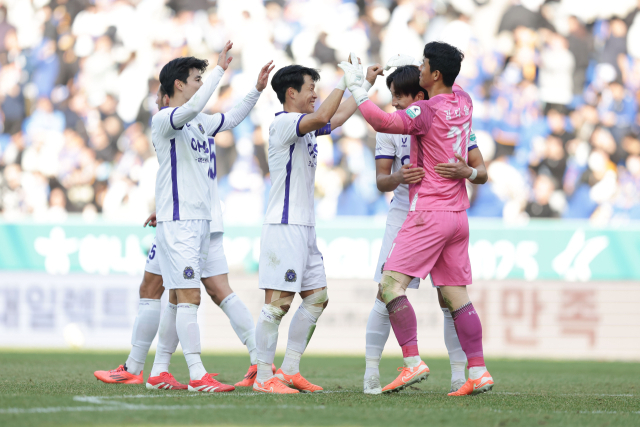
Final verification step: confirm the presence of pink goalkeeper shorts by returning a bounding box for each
[383,210,472,286]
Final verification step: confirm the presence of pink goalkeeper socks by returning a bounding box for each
[451,302,485,368]
[386,296,419,357]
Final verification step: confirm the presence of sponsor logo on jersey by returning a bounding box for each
[401,137,408,147]
[183,266,195,279]
[284,269,297,282]
[406,106,421,119]
[198,123,205,134]
[470,132,476,142]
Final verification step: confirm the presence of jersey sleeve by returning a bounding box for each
[314,123,331,137]
[200,112,226,137]
[375,133,396,159]
[272,113,305,147]
[468,128,478,151]
[399,100,433,137]
[151,108,177,138]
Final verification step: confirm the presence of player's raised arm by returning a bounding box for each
[160,41,233,132]
[208,60,275,134]
[338,60,408,135]
[330,62,385,130]
[296,77,346,136]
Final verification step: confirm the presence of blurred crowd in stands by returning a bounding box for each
[1,0,640,223]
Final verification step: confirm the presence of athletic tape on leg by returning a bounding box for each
[269,291,294,310]
[300,288,328,320]
[380,271,411,303]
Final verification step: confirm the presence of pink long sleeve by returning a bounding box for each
[357,100,407,134]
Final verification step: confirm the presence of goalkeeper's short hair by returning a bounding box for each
[385,66,428,100]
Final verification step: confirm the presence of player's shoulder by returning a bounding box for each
[452,84,473,104]
[151,107,175,128]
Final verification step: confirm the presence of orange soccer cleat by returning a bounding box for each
[253,376,299,394]
[381,361,430,393]
[188,373,235,393]
[146,372,188,390]
[448,370,494,396]
[235,364,277,387]
[94,365,143,384]
[275,369,323,393]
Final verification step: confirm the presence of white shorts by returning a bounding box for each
[258,224,327,293]
[374,222,421,289]
[155,220,210,290]
[145,232,229,279]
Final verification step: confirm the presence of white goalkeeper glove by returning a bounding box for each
[384,54,421,71]
[338,58,369,106]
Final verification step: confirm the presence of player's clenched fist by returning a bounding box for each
[366,64,384,85]
[256,60,275,92]
[394,163,425,185]
[217,40,233,70]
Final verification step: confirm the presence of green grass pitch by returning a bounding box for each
[1,352,638,427]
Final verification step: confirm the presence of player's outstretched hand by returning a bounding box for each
[256,60,275,92]
[338,59,364,92]
[434,153,472,180]
[366,64,384,85]
[217,40,233,70]
[395,163,425,185]
[143,212,157,228]
[384,54,420,71]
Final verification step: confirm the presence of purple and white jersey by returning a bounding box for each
[263,111,331,226]
[375,132,412,227]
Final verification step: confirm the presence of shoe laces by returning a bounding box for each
[109,365,125,373]
[365,376,380,389]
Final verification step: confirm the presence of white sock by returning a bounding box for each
[364,299,390,379]
[150,303,179,377]
[281,348,302,375]
[403,355,422,368]
[125,298,161,375]
[442,307,467,383]
[219,293,257,365]
[281,295,324,375]
[469,366,488,380]
[256,304,285,383]
[176,303,207,381]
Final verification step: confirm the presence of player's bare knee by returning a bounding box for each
[380,271,410,304]
[139,272,164,299]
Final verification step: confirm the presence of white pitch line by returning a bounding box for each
[0,403,325,415]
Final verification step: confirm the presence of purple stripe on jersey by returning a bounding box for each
[170,138,180,220]
[170,108,183,130]
[281,144,296,224]
[295,114,307,137]
[469,144,478,151]
[275,111,287,116]
[212,113,225,136]
[375,155,395,160]
[315,123,331,136]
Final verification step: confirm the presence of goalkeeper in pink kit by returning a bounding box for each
[339,42,492,396]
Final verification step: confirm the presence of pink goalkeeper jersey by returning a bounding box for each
[398,85,473,212]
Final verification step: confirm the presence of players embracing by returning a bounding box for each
[340,41,493,396]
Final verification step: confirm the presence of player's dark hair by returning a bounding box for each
[271,65,321,104]
[159,56,209,98]
[386,65,428,100]
[423,41,464,87]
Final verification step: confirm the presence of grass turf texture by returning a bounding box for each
[0,352,638,427]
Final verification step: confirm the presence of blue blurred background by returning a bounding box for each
[2,0,640,224]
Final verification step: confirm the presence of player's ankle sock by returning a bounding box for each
[256,304,285,383]
[176,303,207,381]
[125,298,161,375]
[281,348,302,375]
[364,299,390,379]
[451,302,485,370]
[468,366,488,380]
[257,361,273,383]
[386,296,419,359]
[150,302,179,377]
[441,307,467,382]
[219,293,258,365]
[403,355,422,368]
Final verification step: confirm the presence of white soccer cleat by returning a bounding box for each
[450,378,466,394]
[363,375,382,395]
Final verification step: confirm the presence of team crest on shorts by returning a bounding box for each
[284,269,297,283]
[198,123,205,134]
[183,266,195,279]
